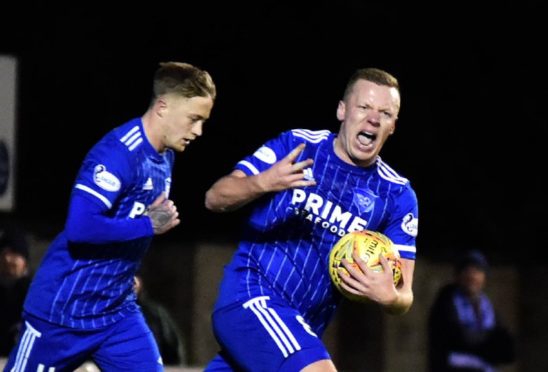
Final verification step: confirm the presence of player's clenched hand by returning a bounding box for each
[338,253,398,306]
[258,143,316,192]
[146,193,181,235]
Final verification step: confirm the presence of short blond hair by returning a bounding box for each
[153,61,216,101]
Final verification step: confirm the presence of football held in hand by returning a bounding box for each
[329,230,402,301]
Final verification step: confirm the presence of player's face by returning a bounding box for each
[160,95,214,152]
[335,79,400,167]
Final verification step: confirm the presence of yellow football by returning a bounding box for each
[328,230,402,301]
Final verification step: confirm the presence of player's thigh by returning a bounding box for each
[4,314,100,372]
[212,295,332,372]
[301,359,337,372]
[93,311,162,372]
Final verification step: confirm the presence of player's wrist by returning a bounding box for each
[383,292,413,315]
[253,173,270,194]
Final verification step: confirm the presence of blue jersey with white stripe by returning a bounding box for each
[24,118,174,329]
[214,129,419,335]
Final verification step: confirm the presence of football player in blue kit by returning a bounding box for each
[204,68,418,372]
[4,61,216,372]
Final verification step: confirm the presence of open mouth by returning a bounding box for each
[357,131,376,147]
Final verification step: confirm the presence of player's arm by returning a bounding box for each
[65,192,154,244]
[65,138,179,243]
[66,191,179,244]
[205,143,315,212]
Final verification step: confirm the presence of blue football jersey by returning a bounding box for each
[214,129,419,335]
[24,118,174,329]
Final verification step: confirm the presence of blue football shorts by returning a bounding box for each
[4,311,162,372]
[205,295,332,372]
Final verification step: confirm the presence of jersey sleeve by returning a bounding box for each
[71,137,131,209]
[383,184,419,260]
[65,193,153,243]
[65,136,154,244]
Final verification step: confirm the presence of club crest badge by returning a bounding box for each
[352,188,378,215]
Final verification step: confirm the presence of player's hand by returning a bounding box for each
[258,143,316,192]
[338,252,398,306]
[146,193,181,235]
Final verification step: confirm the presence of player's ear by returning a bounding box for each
[155,97,168,118]
[388,122,396,135]
[336,100,346,121]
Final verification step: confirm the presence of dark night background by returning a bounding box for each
[1,1,546,263]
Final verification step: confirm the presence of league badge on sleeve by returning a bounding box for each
[93,164,121,192]
[401,213,418,237]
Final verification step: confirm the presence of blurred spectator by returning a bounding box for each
[133,274,187,366]
[0,224,32,356]
[427,249,516,371]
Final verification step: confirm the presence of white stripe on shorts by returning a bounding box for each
[12,321,42,372]
[243,296,301,358]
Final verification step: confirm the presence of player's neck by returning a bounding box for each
[141,111,165,153]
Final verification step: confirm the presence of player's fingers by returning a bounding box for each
[286,173,316,187]
[163,199,176,210]
[149,192,167,208]
[340,258,363,279]
[338,269,367,295]
[338,280,362,295]
[285,143,306,162]
[291,159,314,172]
[351,250,371,274]
[292,180,316,188]
[165,216,180,229]
[378,254,390,271]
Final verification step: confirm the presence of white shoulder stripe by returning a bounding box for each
[120,126,143,151]
[75,184,112,209]
[128,138,143,151]
[292,129,330,138]
[377,158,402,179]
[292,129,330,137]
[120,125,140,142]
[376,160,408,185]
[238,160,260,175]
[124,132,141,146]
[378,167,407,185]
[292,129,330,143]
[393,244,416,254]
